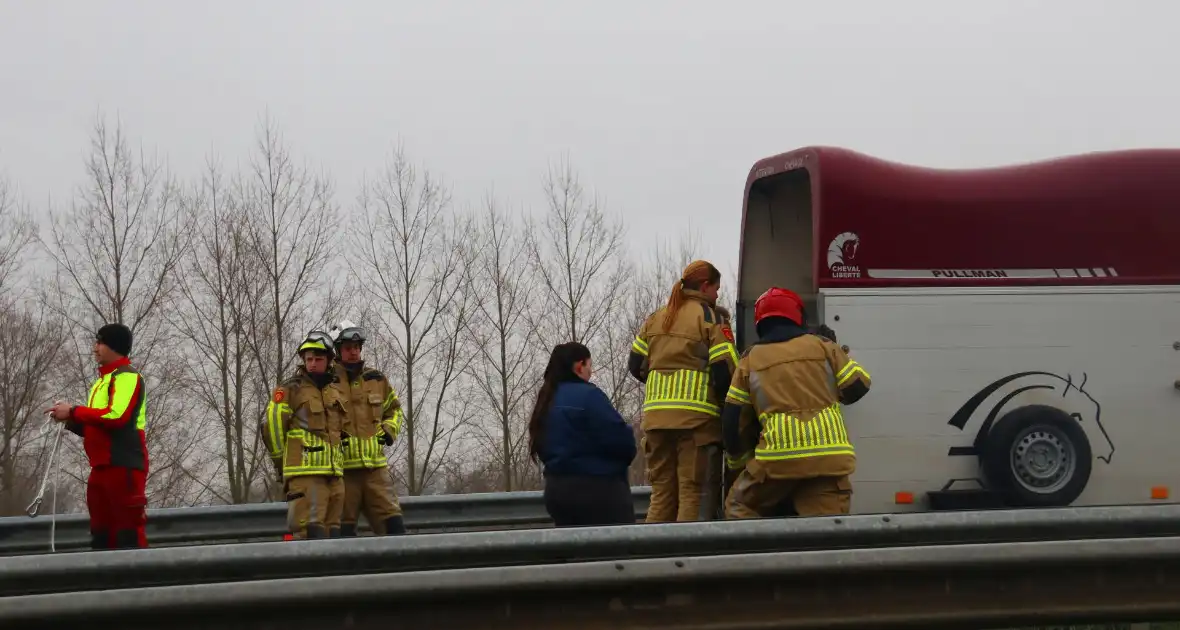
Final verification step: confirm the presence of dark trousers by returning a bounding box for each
[543,474,636,527]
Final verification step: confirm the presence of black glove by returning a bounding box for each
[380,431,394,447]
[811,324,838,344]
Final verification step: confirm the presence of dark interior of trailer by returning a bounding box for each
[735,167,817,349]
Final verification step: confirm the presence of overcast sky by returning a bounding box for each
[2,0,1177,276]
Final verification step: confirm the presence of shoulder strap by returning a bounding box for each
[699,301,714,324]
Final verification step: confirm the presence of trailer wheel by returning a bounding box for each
[981,404,1092,507]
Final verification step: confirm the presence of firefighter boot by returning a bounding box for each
[328,526,341,538]
[305,523,328,539]
[113,529,141,549]
[383,515,406,535]
[90,530,110,550]
[340,523,358,537]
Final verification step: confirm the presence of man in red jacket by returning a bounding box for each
[46,323,150,550]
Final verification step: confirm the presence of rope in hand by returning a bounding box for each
[25,414,64,553]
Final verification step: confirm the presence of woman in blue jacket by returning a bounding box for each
[528,342,638,526]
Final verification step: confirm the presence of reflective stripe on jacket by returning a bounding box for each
[335,362,404,470]
[262,369,347,479]
[629,290,739,431]
[722,319,871,478]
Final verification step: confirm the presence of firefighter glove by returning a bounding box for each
[812,324,838,344]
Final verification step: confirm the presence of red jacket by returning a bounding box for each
[66,357,149,471]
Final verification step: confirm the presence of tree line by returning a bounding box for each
[0,112,736,515]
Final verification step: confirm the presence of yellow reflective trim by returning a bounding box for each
[279,427,344,478]
[632,337,649,357]
[642,401,720,415]
[264,401,291,459]
[726,385,750,405]
[836,361,870,386]
[754,403,855,461]
[85,371,148,431]
[709,342,739,365]
[837,366,868,386]
[725,450,753,469]
[643,369,719,416]
[342,434,388,469]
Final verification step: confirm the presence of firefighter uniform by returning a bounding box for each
[721,287,872,518]
[330,321,406,536]
[629,282,740,523]
[709,304,745,519]
[262,332,347,539]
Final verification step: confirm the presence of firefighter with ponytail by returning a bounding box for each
[628,260,739,522]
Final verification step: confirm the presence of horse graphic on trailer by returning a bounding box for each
[735,146,1180,513]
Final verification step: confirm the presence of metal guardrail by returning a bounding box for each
[0,487,654,555]
[4,518,1180,628]
[5,502,1180,598]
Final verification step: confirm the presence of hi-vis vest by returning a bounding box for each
[724,333,871,474]
[263,372,347,478]
[87,364,147,429]
[334,363,404,470]
[71,360,149,470]
[631,291,740,430]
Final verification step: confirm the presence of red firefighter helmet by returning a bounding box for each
[754,287,804,325]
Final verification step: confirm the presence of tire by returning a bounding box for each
[981,404,1092,508]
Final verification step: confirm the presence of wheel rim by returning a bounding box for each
[1009,425,1076,494]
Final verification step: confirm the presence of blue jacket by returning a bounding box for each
[539,379,637,479]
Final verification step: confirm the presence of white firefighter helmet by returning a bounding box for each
[329,320,365,345]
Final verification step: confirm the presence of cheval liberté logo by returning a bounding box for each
[825,231,1118,280]
[827,231,862,279]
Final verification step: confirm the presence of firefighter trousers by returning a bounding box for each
[285,474,345,539]
[643,425,723,523]
[341,467,404,536]
[86,465,148,550]
[724,470,853,519]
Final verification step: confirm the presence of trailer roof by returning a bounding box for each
[742,146,1180,288]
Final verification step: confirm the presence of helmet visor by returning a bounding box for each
[335,326,365,344]
[300,330,336,357]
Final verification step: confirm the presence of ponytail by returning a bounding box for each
[661,260,722,331]
[527,341,592,464]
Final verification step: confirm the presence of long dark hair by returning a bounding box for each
[527,342,592,464]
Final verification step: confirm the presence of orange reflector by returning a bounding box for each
[895,491,914,504]
[1152,486,1169,500]
[282,533,294,541]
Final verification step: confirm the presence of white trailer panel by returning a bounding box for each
[822,286,1180,514]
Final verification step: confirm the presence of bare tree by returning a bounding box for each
[0,176,38,296]
[39,113,204,507]
[347,143,472,495]
[416,241,480,494]
[525,157,631,351]
[598,231,711,485]
[464,193,543,491]
[0,299,78,515]
[522,159,647,487]
[239,113,338,382]
[0,175,70,514]
[169,156,271,504]
[235,114,339,499]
